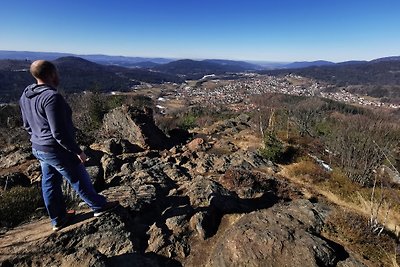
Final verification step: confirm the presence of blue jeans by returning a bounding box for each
[32,148,107,226]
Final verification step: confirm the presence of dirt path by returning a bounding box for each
[0,210,96,262]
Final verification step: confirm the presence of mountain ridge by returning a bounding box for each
[1,50,400,70]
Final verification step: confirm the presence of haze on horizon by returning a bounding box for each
[0,0,399,62]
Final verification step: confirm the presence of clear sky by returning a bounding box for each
[0,0,399,62]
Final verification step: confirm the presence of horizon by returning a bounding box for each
[1,49,399,65]
[1,0,399,62]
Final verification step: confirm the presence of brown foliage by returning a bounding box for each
[326,114,399,186]
[287,160,330,183]
[324,208,397,266]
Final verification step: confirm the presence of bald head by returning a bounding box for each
[30,60,59,87]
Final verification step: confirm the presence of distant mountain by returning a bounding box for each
[54,56,182,88]
[80,55,172,68]
[202,59,262,70]
[282,60,336,69]
[371,56,400,63]
[130,61,161,68]
[107,65,183,84]
[53,56,134,92]
[337,60,367,66]
[0,60,33,101]
[0,57,182,102]
[0,50,174,68]
[263,60,400,86]
[0,51,74,61]
[262,60,400,101]
[0,59,30,71]
[153,59,257,79]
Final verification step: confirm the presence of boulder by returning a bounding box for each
[3,208,135,266]
[24,161,41,183]
[101,154,123,184]
[0,148,32,169]
[86,165,105,192]
[186,138,205,152]
[100,138,144,156]
[219,168,275,199]
[179,175,234,208]
[206,200,338,267]
[102,105,170,150]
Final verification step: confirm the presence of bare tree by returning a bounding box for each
[326,115,398,186]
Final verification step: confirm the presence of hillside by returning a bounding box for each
[264,59,400,86]
[262,60,400,102]
[153,59,258,79]
[0,57,182,102]
[0,50,173,66]
[282,60,336,69]
[1,100,399,266]
[53,56,135,92]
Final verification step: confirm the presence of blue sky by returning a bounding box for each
[0,0,399,62]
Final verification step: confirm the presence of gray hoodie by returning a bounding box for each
[19,84,82,155]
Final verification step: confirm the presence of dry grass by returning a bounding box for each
[323,207,398,267]
[282,161,400,266]
[286,160,330,183]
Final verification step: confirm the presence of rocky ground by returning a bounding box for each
[0,105,377,266]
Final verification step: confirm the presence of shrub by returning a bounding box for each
[259,132,285,162]
[179,113,197,130]
[0,186,43,227]
[325,115,398,186]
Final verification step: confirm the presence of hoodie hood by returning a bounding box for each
[24,84,55,98]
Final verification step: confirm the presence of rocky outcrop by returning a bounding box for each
[206,200,338,267]
[0,113,373,267]
[0,147,33,169]
[102,105,170,150]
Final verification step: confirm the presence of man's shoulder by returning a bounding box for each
[40,88,62,99]
[37,89,65,108]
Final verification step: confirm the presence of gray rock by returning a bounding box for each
[163,164,192,183]
[218,168,276,199]
[102,105,170,150]
[180,175,234,208]
[189,211,208,240]
[0,149,32,169]
[120,162,135,176]
[101,154,123,184]
[146,223,168,254]
[61,247,107,267]
[86,165,105,191]
[165,215,188,236]
[5,208,135,266]
[206,114,251,135]
[100,183,157,212]
[103,138,123,155]
[205,200,337,267]
[337,257,367,267]
[106,252,170,267]
[24,161,41,183]
[82,146,105,167]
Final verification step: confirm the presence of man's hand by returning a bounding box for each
[77,151,88,163]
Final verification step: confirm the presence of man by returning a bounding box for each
[19,60,119,231]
